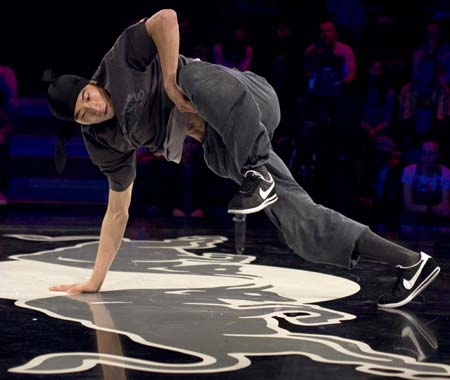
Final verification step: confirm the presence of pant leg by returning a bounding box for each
[178,61,278,171]
[263,150,369,268]
[202,129,369,268]
[190,61,369,268]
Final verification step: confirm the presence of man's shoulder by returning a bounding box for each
[81,123,119,156]
[439,164,450,178]
[305,44,318,55]
[403,164,417,175]
[400,82,413,95]
[334,41,354,55]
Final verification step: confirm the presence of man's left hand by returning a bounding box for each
[165,82,197,113]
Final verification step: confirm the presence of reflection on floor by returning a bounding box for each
[0,216,449,380]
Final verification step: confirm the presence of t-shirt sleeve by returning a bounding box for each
[343,45,356,72]
[401,165,415,185]
[441,167,450,190]
[82,131,136,192]
[105,20,157,71]
[101,151,136,192]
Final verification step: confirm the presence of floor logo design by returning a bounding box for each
[1,234,449,379]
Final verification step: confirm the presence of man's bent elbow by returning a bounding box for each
[146,9,178,34]
[158,9,177,21]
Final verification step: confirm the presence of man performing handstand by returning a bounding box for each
[47,9,440,308]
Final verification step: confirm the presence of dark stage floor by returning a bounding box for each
[1,213,449,380]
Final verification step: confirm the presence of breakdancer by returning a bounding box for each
[47,9,440,308]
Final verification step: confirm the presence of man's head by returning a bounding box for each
[48,75,114,125]
[319,21,338,45]
[369,60,383,78]
[420,140,441,171]
[426,22,440,43]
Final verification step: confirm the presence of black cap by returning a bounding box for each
[48,75,89,121]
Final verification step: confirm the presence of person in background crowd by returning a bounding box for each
[411,22,450,80]
[212,22,254,72]
[305,20,357,86]
[0,64,18,206]
[401,140,450,232]
[398,56,450,154]
[359,136,402,231]
[360,60,395,140]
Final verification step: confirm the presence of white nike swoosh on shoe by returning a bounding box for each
[259,174,275,200]
[403,252,429,290]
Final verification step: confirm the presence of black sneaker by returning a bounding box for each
[228,166,278,214]
[377,251,440,309]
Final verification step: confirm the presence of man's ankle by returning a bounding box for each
[244,165,269,179]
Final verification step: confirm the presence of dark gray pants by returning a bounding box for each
[178,61,368,268]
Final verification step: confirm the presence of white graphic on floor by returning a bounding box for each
[0,234,448,379]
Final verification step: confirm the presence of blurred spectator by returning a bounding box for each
[326,0,367,49]
[212,23,254,71]
[305,20,357,86]
[293,70,342,167]
[265,21,298,139]
[412,22,450,80]
[133,137,207,219]
[358,136,402,230]
[0,64,18,206]
[401,140,450,232]
[132,148,165,217]
[306,50,344,98]
[360,15,408,91]
[398,56,450,152]
[266,21,296,99]
[292,82,361,215]
[360,59,395,140]
[192,43,211,62]
[158,136,206,219]
[179,15,195,57]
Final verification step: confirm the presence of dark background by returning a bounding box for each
[0,0,437,97]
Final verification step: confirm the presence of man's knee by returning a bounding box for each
[178,62,248,109]
[178,61,205,97]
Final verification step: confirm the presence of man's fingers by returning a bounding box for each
[49,284,76,291]
[67,286,82,295]
[176,93,196,113]
[179,101,196,113]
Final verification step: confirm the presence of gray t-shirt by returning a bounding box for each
[81,20,191,191]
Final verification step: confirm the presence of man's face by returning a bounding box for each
[320,22,338,45]
[74,83,115,125]
[369,61,383,78]
[427,23,440,41]
[420,142,440,170]
[233,28,247,42]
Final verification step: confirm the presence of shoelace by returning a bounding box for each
[240,171,262,195]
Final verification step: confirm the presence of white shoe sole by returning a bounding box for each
[228,194,278,215]
[378,266,441,309]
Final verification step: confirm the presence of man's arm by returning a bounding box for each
[342,45,356,83]
[403,184,429,214]
[145,9,196,113]
[50,183,133,294]
[432,188,450,217]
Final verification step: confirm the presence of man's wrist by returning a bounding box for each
[163,72,177,89]
[89,276,104,290]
